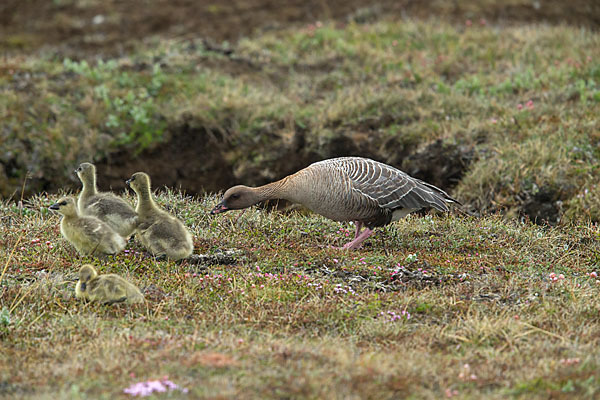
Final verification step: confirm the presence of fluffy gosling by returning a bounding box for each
[126,172,193,261]
[49,197,126,256]
[75,264,144,305]
[76,162,138,238]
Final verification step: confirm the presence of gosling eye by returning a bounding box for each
[60,201,68,206]
[77,167,82,172]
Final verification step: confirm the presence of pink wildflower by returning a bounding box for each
[123,378,188,397]
[560,358,580,366]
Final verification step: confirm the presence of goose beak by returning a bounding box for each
[125,178,132,186]
[210,202,229,215]
[49,203,60,211]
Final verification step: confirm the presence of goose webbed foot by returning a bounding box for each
[330,227,374,250]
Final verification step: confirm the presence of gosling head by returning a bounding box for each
[49,197,78,217]
[78,264,98,291]
[126,172,151,194]
[75,162,96,183]
[210,185,260,215]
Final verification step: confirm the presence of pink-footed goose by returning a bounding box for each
[211,157,460,249]
[126,172,194,261]
[49,196,126,256]
[76,264,144,305]
[76,162,138,238]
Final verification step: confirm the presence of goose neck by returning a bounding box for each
[256,179,288,201]
[81,176,97,197]
[136,187,157,213]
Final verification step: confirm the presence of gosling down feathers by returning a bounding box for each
[75,264,144,305]
[126,172,193,261]
[49,197,126,256]
[76,162,138,238]
[211,156,460,249]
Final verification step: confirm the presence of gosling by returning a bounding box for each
[126,172,193,260]
[49,197,126,256]
[75,264,144,305]
[76,162,138,238]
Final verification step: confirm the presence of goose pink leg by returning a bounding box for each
[342,227,374,249]
[331,221,372,250]
[354,221,364,239]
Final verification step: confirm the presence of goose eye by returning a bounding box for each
[231,194,240,200]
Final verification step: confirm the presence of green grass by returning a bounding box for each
[2,190,600,398]
[1,18,599,223]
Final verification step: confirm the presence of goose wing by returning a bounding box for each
[99,276,128,305]
[333,157,457,212]
[85,193,136,218]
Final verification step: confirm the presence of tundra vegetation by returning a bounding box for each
[2,191,600,398]
[1,0,600,398]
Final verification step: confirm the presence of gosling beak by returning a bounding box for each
[80,282,87,291]
[210,202,229,215]
[49,203,60,211]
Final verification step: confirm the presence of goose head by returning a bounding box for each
[126,172,151,194]
[78,264,98,291]
[75,162,96,183]
[211,185,260,214]
[49,197,78,216]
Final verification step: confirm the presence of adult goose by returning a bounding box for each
[211,157,460,249]
[126,172,194,260]
[76,162,138,238]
